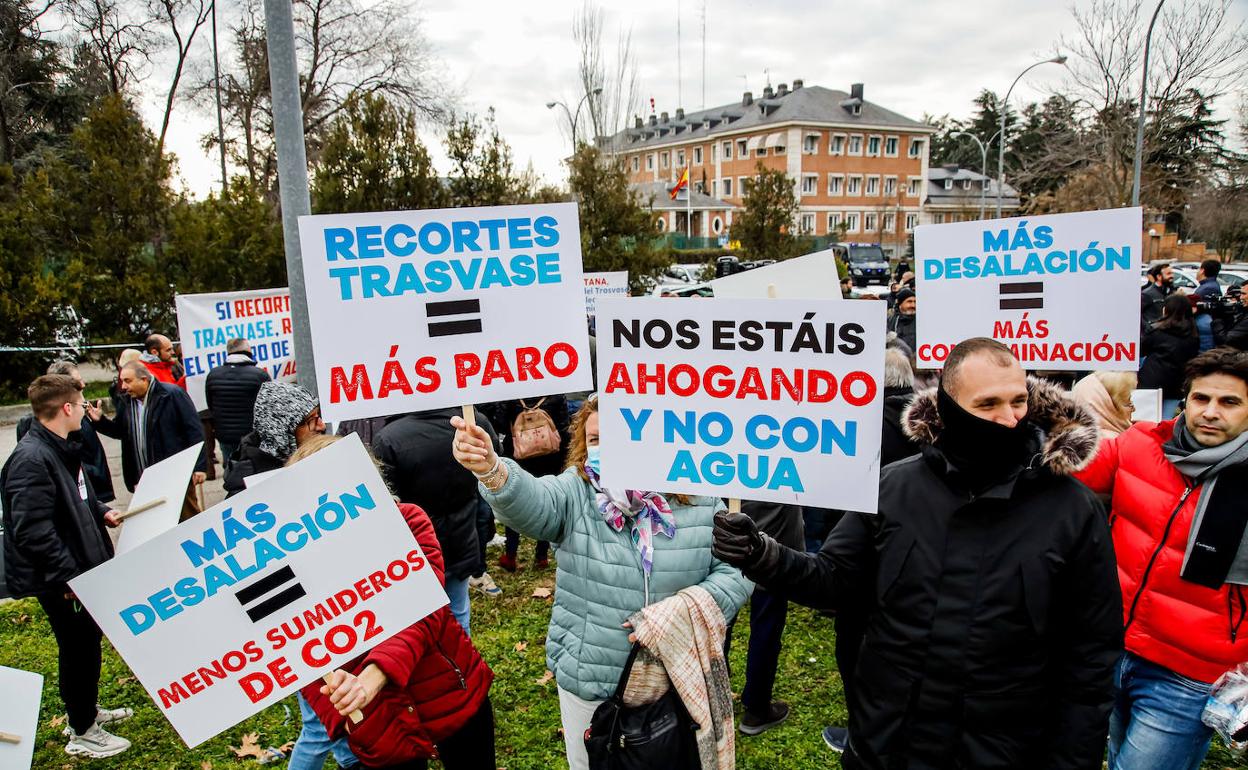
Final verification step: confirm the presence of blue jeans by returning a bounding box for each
[289,692,357,770]
[446,575,471,637]
[1108,653,1213,770]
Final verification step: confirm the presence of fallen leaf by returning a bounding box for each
[116,675,137,685]
[231,731,264,759]
[49,714,67,728]
[279,740,295,753]
[534,670,554,686]
[201,762,213,770]
[15,613,31,624]
[530,586,552,599]
[514,641,528,652]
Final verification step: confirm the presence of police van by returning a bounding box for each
[832,242,890,287]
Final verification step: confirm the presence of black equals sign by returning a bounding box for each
[426,299,483,337]
[235,565,306,623]
[999,281,1044,310]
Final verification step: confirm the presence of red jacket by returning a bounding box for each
[142,358,186,389]
[301,503,493,765]
[1077,419,1248,683]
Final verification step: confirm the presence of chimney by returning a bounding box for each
[776,83,789,97]
[942,163,960,173]
[676,107,685,121]
[634,116,643,129]
[649,114,657,127]
[763,85,774,99]
[742,91,753,106]
[850,83,864,100]
[792,78,804,90]
[660,111,669,124]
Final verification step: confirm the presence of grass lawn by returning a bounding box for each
[1,557,1245,769]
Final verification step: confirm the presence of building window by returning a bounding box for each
[909,138,926,158]
[693,146,703,165]
[736,139,747,157]
[828,174,844,195]
[906,213,919,231]
[846,212,860,232]
[801,174,818,196]
[934,213,945,224]
[723,141,732,160]
[661,151,669,169]
[657,217,667,232]
[800,213,815,233]
[830,134,845,155]
[961,179,972,190]
[676,149,685,167]
[756,146,767,157]
[847,175,862,195]
[646,154,655,170]
[943,178,953,190]
[867,136,881,156]
[827,212,842,231]
[773,143,785,155]
[738,177,749,197]
[711,143,718,162]
[803,134,819,154]
[864,213,878,232]
[866,175,880,196]
[883,176,897,196]
[722,177,733,197]
[908,177,922,196]
[883,213,896,231]
[712,216,723,233]
[848,135,863,155]
[631,156,639,172]
[884,136,899,157]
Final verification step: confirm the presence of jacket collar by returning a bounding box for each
[901,376,1101,477]
[26,420,80,465]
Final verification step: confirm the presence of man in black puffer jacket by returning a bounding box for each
[373,407,499,637]
[715,338,1123,770]
[205,338,271,469]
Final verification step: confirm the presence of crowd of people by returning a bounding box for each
[5,258,1248,769]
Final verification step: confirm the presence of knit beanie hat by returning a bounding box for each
[252,381,318,461]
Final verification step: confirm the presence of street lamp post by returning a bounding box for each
[1132,0,1166,207]
[546,87,603,149]
[997,55,1067,218]
[950,130,988,220]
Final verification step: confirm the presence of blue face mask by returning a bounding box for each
[586,445,601,474]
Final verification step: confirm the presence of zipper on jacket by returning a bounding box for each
[435,640,467,689]
[1124,484,1195,635]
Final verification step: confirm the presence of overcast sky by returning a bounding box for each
[144,0,1248,197]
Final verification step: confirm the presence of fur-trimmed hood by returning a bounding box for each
[900,376,1101,476]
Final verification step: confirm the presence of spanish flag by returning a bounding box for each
[670,168,689,200]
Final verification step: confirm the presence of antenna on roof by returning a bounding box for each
[764,68,771,88]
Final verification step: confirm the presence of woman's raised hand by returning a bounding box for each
[450,415,497,475]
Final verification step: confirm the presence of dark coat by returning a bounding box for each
[204,354,271,444]
[1139,325,1201,398]
[742,501,804,550]
[1140,282,1169,330]
[373,409,499,580]
[887,312,917,356]
[93,379,206,491]
[222,431,285,498]
[743,378,1123,770]
[2,421,114,597]
[881,385,920,468]
[17,414,114,503]
[1222,308,1248,352]
[477,395,570,478]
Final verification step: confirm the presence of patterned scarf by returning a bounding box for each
[584,462,675,575]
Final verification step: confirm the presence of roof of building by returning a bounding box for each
[925,164,1020,207]
[633,181,734,211]
[603,84,932,153]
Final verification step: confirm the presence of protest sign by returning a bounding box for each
[583,271,628,317]
[0,666,42,770]
[116,442,203,555]
[915,207,1141,371]
[710,249,843,300]
[298,203,594,422]
[69,434,447,747]
[595,297,885,511]
[1131,389,1163,423]
[175,289,296,411]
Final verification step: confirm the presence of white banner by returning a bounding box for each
[710,249,843,300]
[116,442,202,555]
[69,435,447,747]
[915,207,1142,371]
[175,289,296,411]
[596,297,886,511]
[298,203,594,422]
[583,271,629,317]
[0,666,42,770]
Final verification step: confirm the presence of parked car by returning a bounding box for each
[661,263,710,284]
[831,242,890,286]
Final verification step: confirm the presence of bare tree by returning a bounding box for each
[67,0,159,94]
[150,0,210,156]
[572,0,639,150]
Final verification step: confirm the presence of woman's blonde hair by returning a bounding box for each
[286,433,395,495]
[1095,371,1138,412]
[565,395,691,505]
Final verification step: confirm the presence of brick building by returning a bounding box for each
[603,80,936,257]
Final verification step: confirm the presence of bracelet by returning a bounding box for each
[476,459,507,491]
[473,457,501,480]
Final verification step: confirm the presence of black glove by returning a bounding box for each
[712,510,765,567]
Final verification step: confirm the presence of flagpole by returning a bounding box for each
[686,169,692,239]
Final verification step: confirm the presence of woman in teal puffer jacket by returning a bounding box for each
[451,395,752,770]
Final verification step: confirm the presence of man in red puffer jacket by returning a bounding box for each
[1078,347,1248,770]
[306,500,495,770]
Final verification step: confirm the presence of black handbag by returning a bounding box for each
[584,642,701,770]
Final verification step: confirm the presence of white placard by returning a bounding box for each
[596,297,886,511]
[583,271,629,317]
[69,435,447,747]
[915,207,1142,371]
[0,666,42,770]
[297,203,594,422]
[115,442,203,555]
[244,469,283,489]
[1131,388,1163,423]
[176,289,296,412]
[710,249,843,300]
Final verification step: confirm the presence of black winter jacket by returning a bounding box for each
[2,422,114,597]
[887,312,917,356]
[1138,325,1201,398]
[373,409,499,580]
[743,379,1123,770]
[478,395,570,478]
[94,380,206,491]
[1140,282,1170,330]
[223,431,286,497]
[204,354,271,444]
[17,414,114,503]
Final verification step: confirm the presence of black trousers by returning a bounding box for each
[367,696,496,770]
[473,495,493,578]
[724,586,789,714]
[38,592,104,734]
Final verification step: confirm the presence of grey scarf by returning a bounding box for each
[1165,420,1248,585]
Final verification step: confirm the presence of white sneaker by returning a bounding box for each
[95,704,134,725]
[65,723,131,758]
[487,533,506,549]
[469,572,503,597]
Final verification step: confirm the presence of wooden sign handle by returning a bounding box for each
[728,498,741,514]
[116,497,167,522]
[461,404,476,429]
[322,674,363,724]
[766,283,778,299]
[0,731,21,744]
